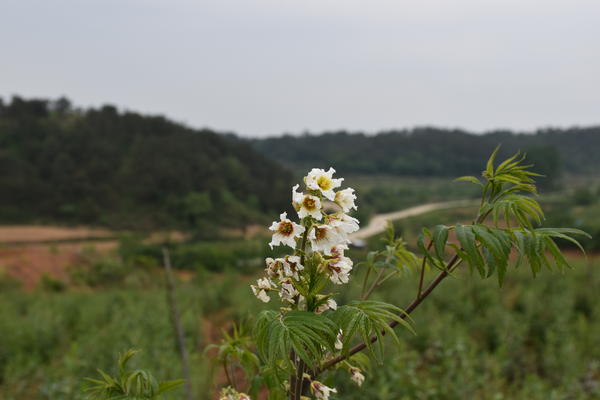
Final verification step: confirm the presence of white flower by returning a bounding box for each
[279,278,299,304]
[269,212,305,249]
[335,188,357,212]
[350,367,365,386]
[325,256,353,285]
[305,168,343,201]
[283,255,304,280]
[293,185,323,220]
[315,297,337,314]
[335,330,344,350]
[329,244,349,258]
[251,278,273,303]
[327,213,360,237]
[310,380,337,400]
[309,225,344,255]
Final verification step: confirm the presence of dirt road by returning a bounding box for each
[349,199,477,241]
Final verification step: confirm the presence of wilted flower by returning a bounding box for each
[350,367,365,386]
[310,380,337,400]
[305,168,343,201]
[251,278,273,303]
[283,255,304,280]
[315,297,337,314]
[293,185,323,220]
[269,212,305,249]
[279,278,299,304]
[265,257,285,280]
[309,225,344,255]
[335,188,357,212]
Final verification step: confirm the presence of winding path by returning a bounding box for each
[349,199,477,241]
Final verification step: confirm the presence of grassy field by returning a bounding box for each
[0,242,598,399]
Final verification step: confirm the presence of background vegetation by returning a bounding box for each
[250,128,597,181]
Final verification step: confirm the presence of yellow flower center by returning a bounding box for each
[317,176,333,191]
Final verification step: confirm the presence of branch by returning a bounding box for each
[316,254,459,374]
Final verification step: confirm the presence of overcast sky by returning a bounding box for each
[1,0,599,137]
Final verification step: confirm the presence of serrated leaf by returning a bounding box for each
[255,310,337,372]
[432,225,449,262]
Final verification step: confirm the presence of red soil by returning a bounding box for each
[0,241,118,290]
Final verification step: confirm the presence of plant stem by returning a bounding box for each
[162,248,194,400]
[361,267,371,299]
[223,359,234,389]
[417,241,433,298]
[290,220,311,400]
[293,359,306,400]
[299,221,310,265]
[378,270,398,286]
[362,268,385,300]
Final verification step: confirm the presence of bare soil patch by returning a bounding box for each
[0,241,118,290]
[0,225,114,244]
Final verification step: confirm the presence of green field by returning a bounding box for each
[1,237,599,399]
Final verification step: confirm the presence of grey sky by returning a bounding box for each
[1,0,599,137]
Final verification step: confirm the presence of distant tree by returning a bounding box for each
[524,145,562,191]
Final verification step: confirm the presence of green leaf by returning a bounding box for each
[255,310,338,371]
[330,301,414,362]
[473,225,509,277]
[432,225,449,262]
[485,145,500,178]
[455,176,483,186]
[157,380,185,395]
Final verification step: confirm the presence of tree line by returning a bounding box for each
[249,127,599,184]
[0,96,293,231]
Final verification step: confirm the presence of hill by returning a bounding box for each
[0,97,293,231]
[249,127,600,180]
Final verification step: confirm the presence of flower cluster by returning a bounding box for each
[219,387,251,400]
[251,168,361,397]
[252,168,359,305]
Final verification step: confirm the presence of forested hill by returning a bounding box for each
[0,97,293,230]
[250,127,600,177]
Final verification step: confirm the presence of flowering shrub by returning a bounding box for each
[210,151,591,400]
